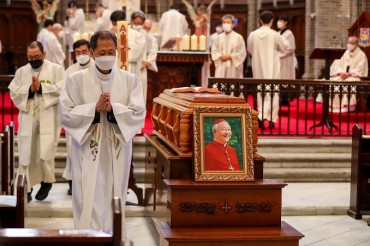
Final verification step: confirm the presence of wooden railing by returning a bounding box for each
[208,77,370,137]
[0,75,17,131]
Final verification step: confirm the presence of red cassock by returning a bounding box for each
[204,140,241,171]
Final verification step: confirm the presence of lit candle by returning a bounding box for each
[82,32,89,41]
[199,35,206,51]
[176,34,181,51]
[190,34,198,51]
[73,32,81,41]
[183,34,190,50]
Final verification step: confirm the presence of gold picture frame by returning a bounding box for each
[193,106,254,181]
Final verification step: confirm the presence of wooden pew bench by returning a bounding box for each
[347,124,370,224]
[1,122,15,195]
[0,197,126,246]
[0,174,26,228]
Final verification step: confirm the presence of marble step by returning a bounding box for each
[257,138,351,153]
[264,168,351,182]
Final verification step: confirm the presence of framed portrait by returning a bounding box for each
[193,106,254,181]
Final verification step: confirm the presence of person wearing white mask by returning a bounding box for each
[44,23,66,68]
[247,11,289,130]
[211,14,247,78]
[62,39,95,196]
[209,21,223,49]
[95,3,112,32]
[130,11,157,112]
[59,30,146,236]
[330,36,368,112]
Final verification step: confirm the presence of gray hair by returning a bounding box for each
[90,30,117,50]
[131,10,146,22]
[222,14,235,23]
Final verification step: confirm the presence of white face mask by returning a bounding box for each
[347,44,356,51]
[222,23,232,33]
[132,25,143,32]
[58,31,64,38]
[277,21,284,29]
[95,56,116,70]
[76,54,90,65]
[215,26,223,34]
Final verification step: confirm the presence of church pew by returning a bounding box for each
[0,124,14,195]
[0,174,26,228]
[347,124,370,220]
[0,197,126,246]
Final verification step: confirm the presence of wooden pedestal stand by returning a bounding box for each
[144,90,304,245]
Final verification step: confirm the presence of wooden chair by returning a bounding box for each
[0,174,26,228]
[0,197,126,246]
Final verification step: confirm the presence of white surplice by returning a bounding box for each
[140,30,158,106]
[68,8,85,33]
[59,65,146,237]
[127,27,146,77]
[330,47,368,112]
[37,28,51,47]
[44,33,66,68]
[247,26,289,122]
[96,9,113,32]
[159,9,189,48]
[8,60,65,192]
[211,30,246,78]
[278,29,296,80]
[62,59,95,181]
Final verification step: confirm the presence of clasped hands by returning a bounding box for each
[96,92,112,112]
[220,54,231,62]
[31,76,41,93]
[339,73,350,80]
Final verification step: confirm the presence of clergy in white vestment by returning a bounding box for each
[62,39,95,196]
[44,23,66,68]
[66,0,85,33]
[209,21,223,49]
[143,19,159,73]
[37,19,54,47]
[110,10,146,78]
[59,31,146,236]
[131,12,158,105]
[159,4,189,49]
[211,14,246,78]
[247,10,289,129]
[277,15,296,80]
[9,41,65,202]
[330,36,368,112]
[95,3,112,32]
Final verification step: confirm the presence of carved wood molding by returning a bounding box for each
[156,52,210,62]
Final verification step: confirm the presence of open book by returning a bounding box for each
[169,87,221,94]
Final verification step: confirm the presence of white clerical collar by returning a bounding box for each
[94,64,113,81]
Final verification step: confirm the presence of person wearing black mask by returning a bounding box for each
[8,41,65,203]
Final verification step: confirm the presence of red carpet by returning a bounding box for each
[1,92,369,136]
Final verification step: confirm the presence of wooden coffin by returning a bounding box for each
[151,89,259,158]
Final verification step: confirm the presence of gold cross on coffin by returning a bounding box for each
[220,202,232,213]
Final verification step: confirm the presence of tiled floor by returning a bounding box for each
[25,182,370,246]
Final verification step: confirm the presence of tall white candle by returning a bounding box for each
[199,35,206,51]
[82,32,89,41]
[183,34,190,50]
[190,34,198,51]
[73,32,81,41]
